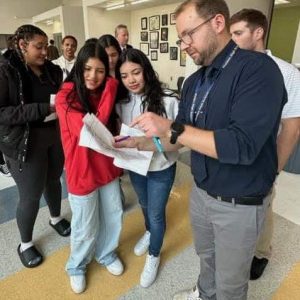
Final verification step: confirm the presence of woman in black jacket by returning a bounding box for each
[0,24,70,268]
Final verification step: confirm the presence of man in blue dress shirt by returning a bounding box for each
[116,1,286,299]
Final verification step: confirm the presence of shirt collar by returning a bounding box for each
[209,39,237,72]
[264,49,272,57]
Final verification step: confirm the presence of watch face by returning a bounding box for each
[170,122,184,144]
[171,122,184,133]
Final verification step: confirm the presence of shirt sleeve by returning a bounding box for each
[280,63,300,119]
[214,56,287,165]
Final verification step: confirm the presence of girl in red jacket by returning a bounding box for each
[56,40,123,294]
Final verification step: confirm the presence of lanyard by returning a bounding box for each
[190,45,238,124]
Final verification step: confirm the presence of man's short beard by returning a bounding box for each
[194,31,218,66]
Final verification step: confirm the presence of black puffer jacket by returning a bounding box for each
[0,50,62,159]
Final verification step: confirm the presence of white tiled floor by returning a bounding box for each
[0,175,15,190]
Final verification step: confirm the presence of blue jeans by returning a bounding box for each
[66,179,123,276]
[129,163,176,257]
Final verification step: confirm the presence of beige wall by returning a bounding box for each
[62,6,85,49]
[83,6,131,39]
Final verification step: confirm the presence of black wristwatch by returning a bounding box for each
[170,122,185,144]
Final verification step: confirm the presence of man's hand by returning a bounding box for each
[130,112,172,138]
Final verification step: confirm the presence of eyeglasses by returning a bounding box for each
[176,15,215,47]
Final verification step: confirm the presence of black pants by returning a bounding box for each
[5,123,64,242]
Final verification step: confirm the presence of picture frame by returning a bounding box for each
[140,43,149,56]
[141,17,147,30]
[161,27,168,41]
[161,14,168,26]
[149,15,160,31]
[180,50,187,66]
[151,50,158,61]
[160,42,169,53]
[170,47,178,60]
[141,31,148,42]
[150,31,159,49]
[170,13,176,25]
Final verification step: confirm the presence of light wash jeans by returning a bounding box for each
[66,179,123,276]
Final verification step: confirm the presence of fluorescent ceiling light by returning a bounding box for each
[105,0,150,10]
[274,0,290,5]
[46,19,53,25]
[106,4,125,10]
[131,0,150,5]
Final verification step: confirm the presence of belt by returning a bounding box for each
[207,192,265,206]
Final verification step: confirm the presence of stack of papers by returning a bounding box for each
[79,113,153,175]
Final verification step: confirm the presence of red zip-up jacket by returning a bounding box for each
[56,77,122,195]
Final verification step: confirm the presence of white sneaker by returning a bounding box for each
[70,275,86,294]
[140,254,160,288]
[0,163,11,177]
[106,257,124,276]
[134,231,151,256]
[173,286,202,300]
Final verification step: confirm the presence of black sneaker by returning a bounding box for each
[250,256,269,280]
[0,163,11,177]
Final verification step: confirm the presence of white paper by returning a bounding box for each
[50,94,56,106]
[44,112,57,122]
[79,113,153,175]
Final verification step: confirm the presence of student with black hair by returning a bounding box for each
[0,24,70,268]
[116,48,179,288]
[56,40,124,294]
[98,34,121,78]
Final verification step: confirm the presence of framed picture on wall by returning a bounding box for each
[170,47,178,60]
[151,50,158,61]
[161,27,168,41]
[160,42,169,53]
[141,31,148,41]
[140,43,149,55]
[149,15,160,31]
[170,13,176,25]
[180,50,187,66]
[162,14,168,26]
[150,31,159,49]
[141,17,147,30]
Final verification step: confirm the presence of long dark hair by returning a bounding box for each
[119,48,175,117]
[98,34,122,56]
[98,34,127,100]
[65,40,109,113]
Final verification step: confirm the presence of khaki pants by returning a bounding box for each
[254,188,275,259]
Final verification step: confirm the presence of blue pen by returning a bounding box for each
[152,137,167,160]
